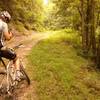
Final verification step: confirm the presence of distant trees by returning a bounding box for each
[45,0,100,68]
[44,0,76,30]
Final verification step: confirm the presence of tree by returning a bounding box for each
[96,35,100,68]
[0,0,44,31]
[80,0,96,58]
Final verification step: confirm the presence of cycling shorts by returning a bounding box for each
[0,48,16,60]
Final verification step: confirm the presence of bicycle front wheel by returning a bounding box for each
[19,61,30,85]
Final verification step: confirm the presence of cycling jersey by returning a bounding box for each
[0,19,16,60]
[0,19,8,48]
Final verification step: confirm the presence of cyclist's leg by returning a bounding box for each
[0,48,21,79]
[0,48,20,69]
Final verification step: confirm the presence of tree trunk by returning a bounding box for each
[80,0,96,58]
[80,0,91,54]
[80,0,88,53]
[85,0,90,52]
[96,35,100,68]
[90,0,96,60]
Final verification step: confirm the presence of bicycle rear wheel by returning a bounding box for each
[0,73,7,94]
[0,71,13,95]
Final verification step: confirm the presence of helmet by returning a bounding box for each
[0,11,11,22]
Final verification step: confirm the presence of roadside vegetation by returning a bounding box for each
[27,29,100,100]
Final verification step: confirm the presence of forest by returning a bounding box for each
[0,0,100,99]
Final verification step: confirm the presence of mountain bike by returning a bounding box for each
[0,44,30,95]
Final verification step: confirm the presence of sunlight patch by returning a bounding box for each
[43,0,49,5]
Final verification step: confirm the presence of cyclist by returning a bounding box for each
[0,11,20,79]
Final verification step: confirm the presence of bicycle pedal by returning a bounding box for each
[7,91,12,95]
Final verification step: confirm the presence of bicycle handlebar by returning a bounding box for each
[13,43,23,50]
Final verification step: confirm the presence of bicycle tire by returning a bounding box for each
[8,60,30,87]
[20,63,30,85]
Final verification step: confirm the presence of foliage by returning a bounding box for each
[44,0,80,30]
[0,0,44,31]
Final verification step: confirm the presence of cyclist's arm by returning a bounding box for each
[3,23,13,40]
[4,31,13,40]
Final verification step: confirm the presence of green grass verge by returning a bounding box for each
[27,29,100,100]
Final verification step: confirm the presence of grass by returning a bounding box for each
[27,29,100,100]
[45,29,81,45]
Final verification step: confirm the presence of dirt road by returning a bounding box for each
[0,31,49,100]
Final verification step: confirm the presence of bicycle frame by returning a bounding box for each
[0,44,22,94]
[0,43,30,94]
[0,57,7,69]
